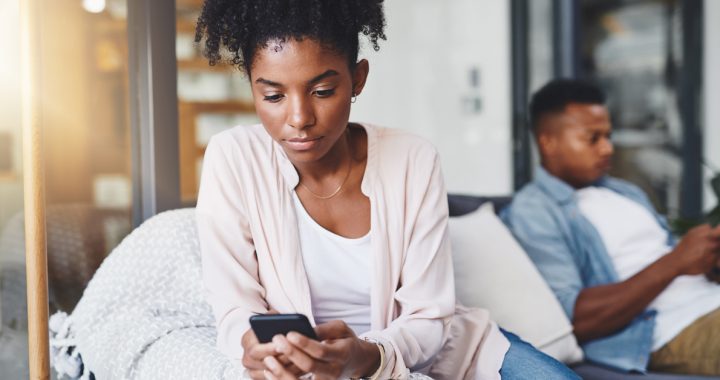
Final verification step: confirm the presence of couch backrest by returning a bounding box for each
[448,194,512,217]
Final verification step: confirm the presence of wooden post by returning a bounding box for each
[20,0,50,377]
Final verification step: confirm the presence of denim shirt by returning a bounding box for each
[501,167,676,372]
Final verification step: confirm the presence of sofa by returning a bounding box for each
[42,195,718,379]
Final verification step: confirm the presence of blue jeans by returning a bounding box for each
[499,329,580,380]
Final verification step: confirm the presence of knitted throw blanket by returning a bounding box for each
[49,209,244,380]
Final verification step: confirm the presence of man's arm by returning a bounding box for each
[573,224,720,343]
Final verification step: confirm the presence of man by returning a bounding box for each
[502,79,720,375]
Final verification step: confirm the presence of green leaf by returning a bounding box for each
[667,173,720,235]
[670,217,702,235]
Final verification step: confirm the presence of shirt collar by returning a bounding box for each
[534,166,609,205]
[274,140,300,189]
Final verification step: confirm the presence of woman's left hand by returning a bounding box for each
[262,320,381,380]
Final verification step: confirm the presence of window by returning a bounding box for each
[0,0,132,375]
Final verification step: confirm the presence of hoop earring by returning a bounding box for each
[351,93,358,103]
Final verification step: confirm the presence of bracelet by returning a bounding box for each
[357,338,385,380]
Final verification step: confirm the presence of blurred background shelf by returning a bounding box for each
[178,100,255,202]
[175,1,258,203]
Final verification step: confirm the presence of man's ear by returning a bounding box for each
[351,59,370,96]
[537,132,557,158]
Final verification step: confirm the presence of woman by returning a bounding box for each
[195,1,579,379]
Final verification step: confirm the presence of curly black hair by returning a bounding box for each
[195,0,386,74]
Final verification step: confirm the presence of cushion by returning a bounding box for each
[449,202,584,364]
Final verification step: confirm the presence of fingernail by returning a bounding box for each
[287,333,300,344]
[272,335,288,352]
[276,342,289,353]
[264,356,279,371]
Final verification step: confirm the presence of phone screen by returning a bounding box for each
[249,313,318,343]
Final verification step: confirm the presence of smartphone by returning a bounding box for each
[249,313,318,343]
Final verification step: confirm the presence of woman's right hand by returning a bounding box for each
[241,328,306,380]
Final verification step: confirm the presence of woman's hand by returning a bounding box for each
[241,328,305,380]
[263,320,381,380]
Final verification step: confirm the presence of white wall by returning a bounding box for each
[351,0,512,195]
[704,0,720,210]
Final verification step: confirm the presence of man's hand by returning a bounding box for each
[666,224,720,277]
[707,256,720,284]
[261,320,381,380]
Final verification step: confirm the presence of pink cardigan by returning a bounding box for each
[196,124,509,379]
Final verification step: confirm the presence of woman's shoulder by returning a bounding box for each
[363,124,439,160]
[208,124,270,149]
[205,124,272,160]
[200,124,280,186]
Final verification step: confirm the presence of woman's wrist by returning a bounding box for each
[351,338,382,379]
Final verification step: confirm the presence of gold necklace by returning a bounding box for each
[300,156,352,199]
[299,131,353,200]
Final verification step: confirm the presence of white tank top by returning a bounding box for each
[292,191,372,335]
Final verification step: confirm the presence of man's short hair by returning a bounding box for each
[530,78,606,133]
